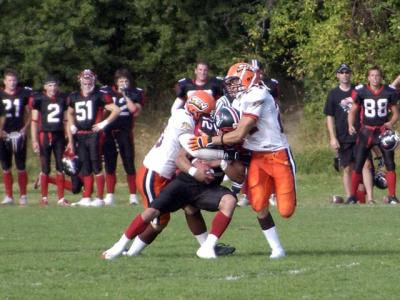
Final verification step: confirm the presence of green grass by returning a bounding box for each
[0,173,400,299]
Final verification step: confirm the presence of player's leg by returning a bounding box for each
[380,146,398,204]
[72,136,92,206]
[15,138,28,206]
[39,132,52,206]
[53,134,69,205]
[0,140,14,204]
[117,130,138,205]
[247,152,285,259]
[90,133,105,206]
[103,132,117,205]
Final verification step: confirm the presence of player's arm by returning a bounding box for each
[66,106,76,152]
[391,75,400,88]
[20,105,31,136]
[348,103,359,135]
[31,109,40,153]
[385,104,399,129]
[170,97,185,114]
[92,103,120,132]
[326,116,339,150]
[124,90,142,117]
[175,147,213,183]
[0,102,5,138]
[212,115,256,146]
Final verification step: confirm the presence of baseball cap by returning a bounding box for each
[44,75,59,85]
[336,64,351,73]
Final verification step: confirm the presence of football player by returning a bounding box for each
[0,69,31,206]
[100,68,144,206]
[170,60,224,114]
[189,62,297,259]
[102,91,239,260]
[31,76,70,206]
[348,65,399,204]
[67,69,120,207]
[324,64,374,204]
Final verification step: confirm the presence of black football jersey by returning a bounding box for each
[352,84,399,126]
[0,87,31,132]
[175,77,223,101]
[100,85,144,130]
[32,92,68,132]
[68,89,112,130]
[263,78,280,100]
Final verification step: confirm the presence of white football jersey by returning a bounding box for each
[239,85,289,152]
[143,109,195,178]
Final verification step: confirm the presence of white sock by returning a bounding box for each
[202,234,218,249]
[126,236,148,256]
[195,232,208,245]
[114,233,131,250]
[262,226,283,251]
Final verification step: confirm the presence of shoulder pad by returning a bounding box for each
[171,109,194,129]
[387,84,396,91]
[355,84,364,90]
[23,86,33,91]
[270,78,279,84]
[135,87,143,92]
[216,76,224,81]
[177,78,190,83]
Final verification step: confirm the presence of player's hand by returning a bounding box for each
[193,168,214,184]
[0,130,7,139]
[349,125,357,135]
[329,138,340,151]
[19,128,26,137]
[384,122,393,129]
[32,141,39,154]
[188,135,213,151]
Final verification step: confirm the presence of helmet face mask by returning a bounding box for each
[224,62,258,99]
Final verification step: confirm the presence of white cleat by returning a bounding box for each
[104,194,114,206]
[196,245,217,259]
[102,245,125,260]
[269,194,276,207]
[237,194,249,207]
[1,196,14,205]
[129,194,139,205]
[71,198,92,207]
[19,195,28,206]
[90,198,105,207]
[57,198,70,206]
[270,247,286,259]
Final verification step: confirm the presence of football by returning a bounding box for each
[330,195,344,204]
[192,158,215,180]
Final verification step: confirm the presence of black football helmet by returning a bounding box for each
[62,153,81,176]
[214,106,240,134]
[379,129,400,151]
[5,132,25,153]
[374,171,387,189]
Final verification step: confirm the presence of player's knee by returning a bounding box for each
[219,194,237,214]
[183,205,200,216]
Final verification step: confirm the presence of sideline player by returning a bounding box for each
[324,64,374,204]
[0,69,31,206]
[31,76,70,206]
[100,68,144,206]
[348,65,399,204]
[189,62,296,259]
[67,70,120,207]
[171,60,223,114]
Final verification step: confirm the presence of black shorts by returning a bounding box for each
[150,178,235,214]
[338,143,356,168]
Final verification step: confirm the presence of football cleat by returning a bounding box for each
[90,198,105,207]
[57,198,70,206]
[196,245,217,259]
[104,194,115,206]
[19,195,27,206]
[345,196,357,204]
[331,195,344,204]
[40,197,49,207]
[215,243,236,256]
[1,196,14,205]
[102,244,125,261]
[71,198,92,207]
[270,247,286,259]
[387,196,399,205]
[129,194,139,206]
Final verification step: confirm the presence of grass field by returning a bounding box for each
[0,173,399,299]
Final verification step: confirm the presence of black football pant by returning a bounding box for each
[75,133,102,176]
[103,130,135,174]
[0,137,27,170]
[39,131,65,175]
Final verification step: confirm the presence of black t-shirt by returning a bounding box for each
[100,85,144,131]
[352,84,398,126]
[32,92,68,132]
[323,86,358,143]
[175,77,224,101]
[0,87,31,132]
[68,89,112,130]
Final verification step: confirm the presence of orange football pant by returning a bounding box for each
[136,165,171,225]
[247,149,296,218]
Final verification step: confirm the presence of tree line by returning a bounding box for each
[1,0,400,120]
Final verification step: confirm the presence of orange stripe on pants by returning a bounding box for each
[136,165,171,225]
[246,149,296,218]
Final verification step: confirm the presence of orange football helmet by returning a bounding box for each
[224,62,259,99]
[185,90,215,120]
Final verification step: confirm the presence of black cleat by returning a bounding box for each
[345,196,357,204]
[214,243,236,256]
[387,196,399,205]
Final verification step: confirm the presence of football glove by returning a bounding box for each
[188,135,213,151]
